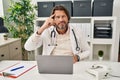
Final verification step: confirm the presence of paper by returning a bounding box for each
[0,62,36,78]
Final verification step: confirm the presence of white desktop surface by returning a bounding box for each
[0,60,120,80]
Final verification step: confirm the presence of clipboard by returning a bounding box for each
[0,62,36,78]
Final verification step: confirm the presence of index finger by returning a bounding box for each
[50,14,55,19]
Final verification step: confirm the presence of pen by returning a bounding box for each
[10,66,24,71]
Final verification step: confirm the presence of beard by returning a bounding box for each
[56,21,68,31]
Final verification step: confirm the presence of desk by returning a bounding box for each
[0,60,120,80]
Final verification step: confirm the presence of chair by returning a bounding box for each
[0,17,9,33]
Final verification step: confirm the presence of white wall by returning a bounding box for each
[0,0,4,17]
[113,0,120,57]
[113,0,120,17]
[113,0,120,39]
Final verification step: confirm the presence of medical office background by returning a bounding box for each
[0,0,120,61]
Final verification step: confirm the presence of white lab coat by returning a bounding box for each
[24,25,90,60]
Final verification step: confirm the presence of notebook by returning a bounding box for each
[36,55,73,74]
[0,62,36,78]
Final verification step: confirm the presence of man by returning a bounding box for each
[24,5,90,63]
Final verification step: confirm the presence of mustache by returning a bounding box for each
[58,21,66,25]
[57,26,65,30]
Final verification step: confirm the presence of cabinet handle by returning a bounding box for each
[15,48,18,50]
[1,54,4,57]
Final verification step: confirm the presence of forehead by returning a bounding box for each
[54,10,67,16]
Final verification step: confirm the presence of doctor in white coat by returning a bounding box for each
[24,5,90,63]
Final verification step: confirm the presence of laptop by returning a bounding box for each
[36,55,73,74]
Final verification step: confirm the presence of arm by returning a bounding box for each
[78,29,90,60]
[72,27,90,61]
[24,14,55,51]
[24,32,43,51]
[73,39,90,63]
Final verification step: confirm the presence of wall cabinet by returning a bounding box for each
[33,17,119,61]
[90,17,119,61]
[0,38,22,60]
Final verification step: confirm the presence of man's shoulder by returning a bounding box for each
[48,26,54,30]
[69,25,82,32]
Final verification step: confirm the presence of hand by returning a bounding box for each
[42,14,56,29]
[73,55,78,63]
[37,14,56,35]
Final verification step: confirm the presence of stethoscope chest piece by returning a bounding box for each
[76,47,80,51]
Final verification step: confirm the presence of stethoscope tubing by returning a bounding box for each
[72,29,80,51]
[49,28,80,51]
[51,29,56,38]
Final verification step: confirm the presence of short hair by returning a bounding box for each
[51,5,70,21]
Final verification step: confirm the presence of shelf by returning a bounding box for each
[35,17,116,24]
[91,39,113,44]
[70,17,91,23]
[35,17,116,20]
[92,44,111,61]
[92,17,116,20]
[35,17,48,21]
[35,17,91,22]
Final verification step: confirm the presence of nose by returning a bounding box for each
[59,17,64,22]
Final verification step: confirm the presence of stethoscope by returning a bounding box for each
[71,29,80,51]
[48,29,57,46]
[48,28,80,51]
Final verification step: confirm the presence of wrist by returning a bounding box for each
[76,55,80,62]
[36,26,46,35]
[36,31,41,35]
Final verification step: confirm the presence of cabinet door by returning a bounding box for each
[0,45,9,60]
[9,40,22,60]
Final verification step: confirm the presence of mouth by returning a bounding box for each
[58,21,66,26]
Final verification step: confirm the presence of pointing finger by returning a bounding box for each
[50,14,55,19]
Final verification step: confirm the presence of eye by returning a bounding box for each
[55,16,60,20]
[62,15,66,18]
